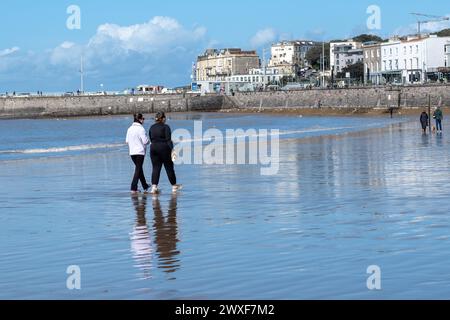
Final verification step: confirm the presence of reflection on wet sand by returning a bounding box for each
[152,195,180,276]
[130,195,152,280]
[130,194,180,280]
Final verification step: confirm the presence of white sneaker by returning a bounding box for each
[172,184,183,193]
[150,185,159,194]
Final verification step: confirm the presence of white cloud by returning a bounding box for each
[0,47,20,57]
[0,16,208,91]
[60,42,75,49]
[49,42,81,66]
[250,28,277,48]
[88,16,207,54]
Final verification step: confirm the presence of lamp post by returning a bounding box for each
[80,54,84,94]
[263,48,267,91]
[322,41,325,88]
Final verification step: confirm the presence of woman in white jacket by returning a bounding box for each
[126,114,150,193]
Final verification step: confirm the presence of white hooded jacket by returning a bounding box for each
[126,122,149,156]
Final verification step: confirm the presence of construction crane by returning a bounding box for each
[410,13,449,36]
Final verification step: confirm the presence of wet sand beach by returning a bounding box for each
[1,113,449,299]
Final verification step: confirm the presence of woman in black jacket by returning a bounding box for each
[420,111,429,134]
[149,111,181,194]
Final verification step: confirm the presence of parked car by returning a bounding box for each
[266,85,281,91]
[14,93,31,98]
[281,83,305,91]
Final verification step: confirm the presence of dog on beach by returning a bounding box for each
[432,126,437,134]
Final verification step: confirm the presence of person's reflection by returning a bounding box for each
[421,132,430,147]
[152,194,180,276]
[130,194,153,280]
[436,131,444,147]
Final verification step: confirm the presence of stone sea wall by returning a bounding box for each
[1,85,449,119]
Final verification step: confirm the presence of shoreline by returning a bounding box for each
[220,106,448,117]
[0,113,416,164]
[0,106,443,121]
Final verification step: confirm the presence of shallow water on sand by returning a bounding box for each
[1,113,450,299]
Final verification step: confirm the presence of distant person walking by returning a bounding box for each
[420,111,429,134]
[149,111,181,194]
[433,106,443,133]
[126,114,150,194]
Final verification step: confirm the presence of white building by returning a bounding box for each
[380,35,450,84]
[362,42,382,85]
[226,67,286,91]
[329,40,362,74]
[333,44,364,75]
[269,40,321,76]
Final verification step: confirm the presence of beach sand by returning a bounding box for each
[1,114,449,299]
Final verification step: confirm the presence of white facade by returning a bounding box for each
[194,68,286,95]
[380,35,450,84]
[333,45,364,75]
[269,40,320,76]
[329,40,362,73]
[226,68,284,85]
[363,43,382,85]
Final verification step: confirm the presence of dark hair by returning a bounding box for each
[134,113,144,123]
[155,111,166,122]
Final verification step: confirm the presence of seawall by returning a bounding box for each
[1,85,449,119]
[226,85,450,112]
[0,94,225,119]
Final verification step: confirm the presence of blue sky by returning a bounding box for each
[0,0,449,92]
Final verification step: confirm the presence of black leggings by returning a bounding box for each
[131,155,149,191]
[150,143,177,186]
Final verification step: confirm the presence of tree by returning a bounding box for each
[352,34,383,43]
[336,62,364,81]
[434,28,450,37]
[305,43,330,70]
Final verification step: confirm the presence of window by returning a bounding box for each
[404,46,407,54]
[371,50,374,58]
[384,49,387,55]
[366,51,369,58]
[377,49,380,57]
[410,46,413,54]
[404,59,407,69]
[389,60,392,70]
[395,59,399,70]
[383,60,387,70]
[416,45,419,53]
[390,48,392,55]
[410,59,413,69]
